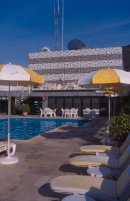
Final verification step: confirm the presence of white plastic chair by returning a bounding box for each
[44,108,53,117]
[61,108,65,117]
[40,108,46,117]
[51,109,57,117]
[92,108,100,116]
[90,110,96,119]
[40,108,53,117]
[64,109,71,118]
[83,108,92,118]
[70,108,78,118]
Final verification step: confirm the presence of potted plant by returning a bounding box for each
[21,104,30,116]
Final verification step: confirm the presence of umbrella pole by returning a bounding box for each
[108,96,111,121]
[7,84,11,157]
[113,94,116,116]
[0,82,19,165]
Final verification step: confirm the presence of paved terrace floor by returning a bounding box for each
[0,117,108,201]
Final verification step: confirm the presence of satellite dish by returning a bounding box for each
[41,46,51,52]
[68,39,86,50]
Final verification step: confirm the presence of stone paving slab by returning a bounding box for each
[0,117,108,201]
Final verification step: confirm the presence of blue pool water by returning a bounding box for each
[0,118,88,140]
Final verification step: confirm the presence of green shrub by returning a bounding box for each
[109,112,130,141]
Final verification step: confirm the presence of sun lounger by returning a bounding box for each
[0,142,16,156]
[80,134,130,156]
[70,145,130,168]
[50,164,130,201]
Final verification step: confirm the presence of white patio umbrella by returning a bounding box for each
[78,68,130,121]
[0,64,45,165]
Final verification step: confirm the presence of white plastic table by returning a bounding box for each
[87,166,112,178]
[62,194,95,201]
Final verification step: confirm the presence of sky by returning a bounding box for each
[0,0,130,66]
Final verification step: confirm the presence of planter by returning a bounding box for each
[23,112,28,116]
[21,104,30,116]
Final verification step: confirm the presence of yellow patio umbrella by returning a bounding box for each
[0,63,45,165]
[78,68,130,121]
[79,68,130,86]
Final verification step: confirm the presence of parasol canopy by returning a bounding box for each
[78,68,130,86]
[0,64,45,85]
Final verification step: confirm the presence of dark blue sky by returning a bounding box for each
[0,0,130,65]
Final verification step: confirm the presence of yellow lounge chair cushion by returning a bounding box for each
[80,145,119,154]
[70,155,119,168]
[80,134,130,155]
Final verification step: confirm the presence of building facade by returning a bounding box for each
[0,45,129,116]
[27,46,126,116]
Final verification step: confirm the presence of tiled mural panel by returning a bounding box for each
[29,60,122,70]
[29,53,121,64]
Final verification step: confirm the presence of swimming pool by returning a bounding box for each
[0,118,88,140]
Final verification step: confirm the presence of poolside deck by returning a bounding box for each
[0,117,108,201]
